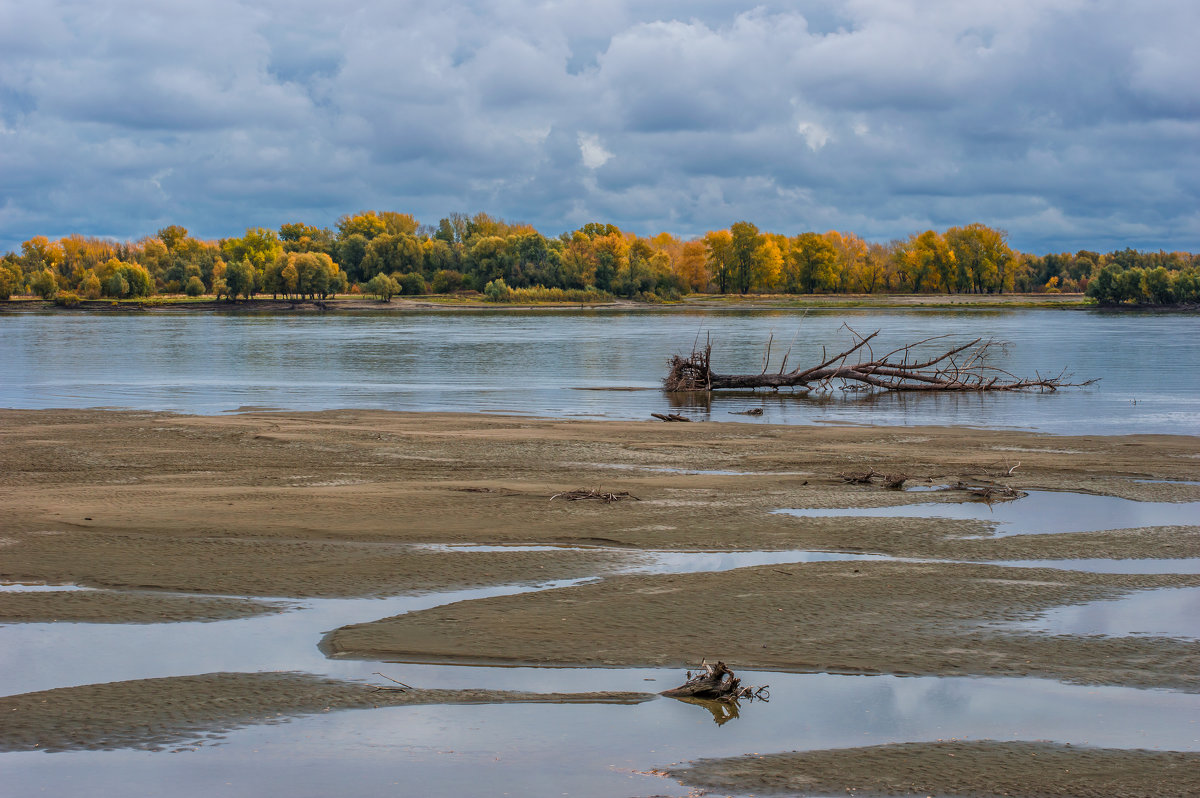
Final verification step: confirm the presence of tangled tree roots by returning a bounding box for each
[665,327,1096,394]
[550,488,639,503]
[662,661,769,702]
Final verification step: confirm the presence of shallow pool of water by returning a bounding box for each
[775,490,1200,537]
[6,671,1200,798]
[990,558,1200,574]
[1020,586,1200,641]
[5,541,1200,797]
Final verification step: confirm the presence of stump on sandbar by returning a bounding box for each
[661,661,768,702]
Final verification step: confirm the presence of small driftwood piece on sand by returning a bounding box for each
[372,672,413,692]
[665,327,1095,394]
[839,468,908,489]
[651,412,692,422]
[951,481,1023,504]
[661,661,769,702]
[550,489,639,503]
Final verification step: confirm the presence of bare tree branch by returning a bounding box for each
[664,327,1096,394]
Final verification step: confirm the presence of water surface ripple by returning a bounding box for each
[3,308,1198,434]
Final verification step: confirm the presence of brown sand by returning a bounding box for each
[0,671,651,752]
[667,740,1200,798]
[0,589,289,623]
[2,408,1198,789]
[324,561,1200,690]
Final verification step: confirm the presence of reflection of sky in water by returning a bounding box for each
[775,491,1200,537]
[1020,586,1200,640]
[2,308,1199,434]
[6,674,1200,798]
[4,541,1199,698]
[6,546,1200,796]
[991,558,1200,574]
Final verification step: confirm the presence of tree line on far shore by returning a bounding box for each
[2,211,1197,306]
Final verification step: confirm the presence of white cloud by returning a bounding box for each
[578,133,613,169]
[0,0,1198,252]
[796,121,832,151]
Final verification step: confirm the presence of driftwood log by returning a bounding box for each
[661,661,768,702]
[665,328,1095,393]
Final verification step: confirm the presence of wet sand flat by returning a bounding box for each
[2,408,1199,795]
[324,560,1200,690]
[0,671,651,753]
[668,741,1200,798]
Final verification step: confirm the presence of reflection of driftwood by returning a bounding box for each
[662,661,768,703]
[665,328,1095,393]
[673,696,744,725]
[550,489,639,503]
[651,412,692,422]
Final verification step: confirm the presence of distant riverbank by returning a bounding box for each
[0,291,1092,313]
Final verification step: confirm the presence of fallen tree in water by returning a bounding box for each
[665,328,1095,394]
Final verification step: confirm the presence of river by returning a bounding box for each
[2,307,1198,434]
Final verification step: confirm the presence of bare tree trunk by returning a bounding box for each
[665,328,1094,394]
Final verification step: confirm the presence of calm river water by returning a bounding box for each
[2,307,1198,434]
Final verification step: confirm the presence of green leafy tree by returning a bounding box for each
[466,236,513,285]
[184,275,206,297]
[105,273,129,299]
[121,263,154,297]
[0,259,23,299]
[31,268,60,299]
[1086,265,1120,304]
[365,273,400,301]
[336,234,369,281]
[1142,266,1174,304]
[703,230,734,293]
[221,228,282,279]
[787,233,838,293]
[423,238,459,275]
[1115,267,1146,303]
[294,253,340,298]
[361,234,424,280]
[431,269,466,293]
[224,258,256,301]
[483,277,511,301]
[945,224,1014,293]
[396,271,427,295]
[279,223,335,255]
[728,221,761,294]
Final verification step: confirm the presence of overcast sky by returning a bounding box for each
[2,0,1197,254]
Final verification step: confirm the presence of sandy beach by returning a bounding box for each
[2,408,1198,794]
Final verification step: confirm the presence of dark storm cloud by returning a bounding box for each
[1,0,1197,252]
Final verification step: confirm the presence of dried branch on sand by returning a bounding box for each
[662,661,769,702]
[840,469,1026,504]
[550,489,639,503]
[665,327,1096,394]
[840,468,908,489]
